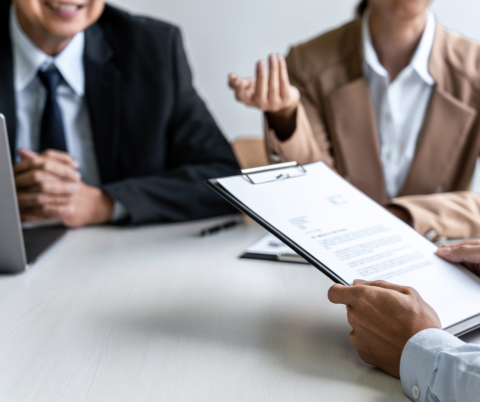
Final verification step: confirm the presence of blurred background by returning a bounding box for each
[109,0,479,142]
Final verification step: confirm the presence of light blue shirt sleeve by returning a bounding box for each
[400,328,480,402]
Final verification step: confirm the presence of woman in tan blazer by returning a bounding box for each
[229,0,480,241]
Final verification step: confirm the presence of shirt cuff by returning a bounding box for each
[400,328,464,401]
[110,200,129,223]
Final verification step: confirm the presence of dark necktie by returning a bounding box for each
[37,68,68,152]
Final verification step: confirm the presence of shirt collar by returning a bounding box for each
[10,5,85,96]
[361,8,436,85]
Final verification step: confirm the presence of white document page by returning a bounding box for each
[218,162,480,329]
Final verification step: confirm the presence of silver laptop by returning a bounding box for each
[0,114,66,273]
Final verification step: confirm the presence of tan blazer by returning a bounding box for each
[265,18,480,239]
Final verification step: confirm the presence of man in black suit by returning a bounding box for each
[0,0,239,227]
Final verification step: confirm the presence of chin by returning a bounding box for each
[398,9,426,19]
[373,0,430,19]
[43,21,86,39]
[394,1,429,17]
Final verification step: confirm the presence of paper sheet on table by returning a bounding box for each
[217,162,480,329]
[245,233,296,256]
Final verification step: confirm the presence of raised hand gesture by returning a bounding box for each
[229,54,300,140]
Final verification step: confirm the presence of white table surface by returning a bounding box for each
[1,216,478,402]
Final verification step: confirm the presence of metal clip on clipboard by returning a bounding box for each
[239,162,307,185]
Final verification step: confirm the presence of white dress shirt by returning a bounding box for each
[10,6,126,221]
[400,328,480,401]
[10,6,101,187]
[362,10,436,199]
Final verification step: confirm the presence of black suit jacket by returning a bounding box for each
[0,3,239,224]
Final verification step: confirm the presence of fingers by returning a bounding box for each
[17,192,72,209]
[358,280,413,296]
[14,170,53,188]
[18,148,37,160]
[229,74,257,106]
[329,280,416,313]
[15,149,79,174]
[15,170,80,190]
[228,73,239,89]
[357,349,374,366]
[18,148,78,168]
[328,281,386,306]
[348,329,375,365]
[14,152,38,174]
[14,159,81,186]
[38,180,78,195]
[254,60,268,109]
[278,54,292,100]
[349,330,361,350]
[15,150,80,223]
[437,239,480,249]
[40,149,79,168]
[268,54,280,103]
[328,284,356,306]
[349,330,367,357]
[437,244,480,264]
[21,213,56,223]
[278,55,290,97]
[228,73,245,91]
[17,180,77,216]
[230,55,298,113]
[21,204,73,222]
[229,74,250,90]
[14,158,73,181]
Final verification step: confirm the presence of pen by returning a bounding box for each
[277,252,308,264]
[200,217,244,237]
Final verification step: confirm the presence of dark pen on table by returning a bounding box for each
[200,217,244,237]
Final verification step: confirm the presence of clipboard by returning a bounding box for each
[207,162,480,336]
[208,162,348,286]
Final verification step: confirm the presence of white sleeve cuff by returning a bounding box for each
[111,200,129,223]
[400,328,464,401]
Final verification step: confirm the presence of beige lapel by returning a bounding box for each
[400,88,476,196]
[400,24,477,196]
[321,19,389,205]
[327,78,388,204]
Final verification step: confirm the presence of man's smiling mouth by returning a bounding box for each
[45,2,85,12]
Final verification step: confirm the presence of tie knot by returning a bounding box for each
[37,68,63,94]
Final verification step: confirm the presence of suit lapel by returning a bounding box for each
[317,19,388,205]
[327,77,388,205]
[0,3,18,161]
[84,22,121,184]
[400,87,476,196]
[400,23,477,196]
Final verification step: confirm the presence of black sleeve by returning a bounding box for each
[102,28,239,225]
